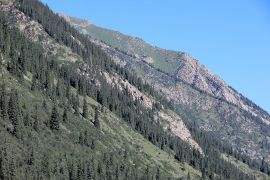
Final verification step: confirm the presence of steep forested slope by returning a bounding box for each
[0,0,269,179]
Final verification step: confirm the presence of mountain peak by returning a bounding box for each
[58,13,91,27]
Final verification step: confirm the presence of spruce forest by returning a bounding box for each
[0,0,269,179]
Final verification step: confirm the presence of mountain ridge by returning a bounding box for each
[63,15,270,120]
[63,15,270,163]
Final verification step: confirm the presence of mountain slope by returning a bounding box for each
[0,70,202,179]
[0,0,269,179]
[64,15,270,165]
[0,1,202,179]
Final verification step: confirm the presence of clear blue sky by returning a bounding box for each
[41,0,270,113]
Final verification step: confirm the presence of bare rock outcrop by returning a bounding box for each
[158,111,204,155]
[177,53,270,125]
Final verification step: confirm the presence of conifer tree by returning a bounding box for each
[187,172,191,180]
[31,77,37,91]
[77,160,83,179]
[56,80,62,97]
[79,132,84,145]
[0,53,7,119]
[62,108,68,123]
[33,118,39,132]
[0,150,8,180]
[84,130,89,146]
[260,158,268,173]
[8,89,23,138]
[70,161,78,180]
[66,84,71,100]
[27,147,34,165]
[91,139,96,150]
[202,168,206,180]
[72,94,80,116]
[156,168,161,180]
[23,109,31,127]
[82,98,88,119]
[8,91,17,123]
[50,106,60,130]
[74,104,79,116]
[86,165,92,180]
[0,83,7,119]
[94,107,100,129]
[9,155,16,180]
[143,166,151,180]
[33,105,40,131]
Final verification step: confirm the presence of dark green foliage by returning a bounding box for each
[0,146,17,180]
[187,172,191,180]
[31,77,37,91]
[260,158,269,174]
[94,107,100,129]
[78,132,84,145]
[90,139,96,150]
[8,89,24,138]
[23,109,31,127]
[71,94,80,116]
[26,146,35,166]
[156,168,161,180]
[0,149,8,180]
[0,81,7,120]
[82,98,88,119]
[62,108,68,123]
[50,106,60,130]
[33,105,39,131]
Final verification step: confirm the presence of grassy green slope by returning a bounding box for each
[73,21,182,75]
[221,154,270,180]
[0,72,201,179]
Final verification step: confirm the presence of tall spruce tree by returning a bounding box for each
[50,106,60,130]
[156,168,161,180]
[187,172,191,180]
[0,83,7,119]
[62,108,68,123]
[33,105,40,132]
[94,107,100,129]
[72,94,80,116]
[8,89,23,138]
[0,149,9,180]
[0,54,7,119]
[82,98,88,119]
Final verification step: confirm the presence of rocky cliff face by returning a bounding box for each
[177,53,270,125]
